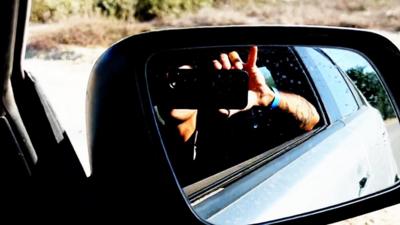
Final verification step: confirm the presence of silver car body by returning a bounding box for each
[193,47,399,225]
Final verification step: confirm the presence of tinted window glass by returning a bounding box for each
[301,48,358,117]
[148,46,323,186]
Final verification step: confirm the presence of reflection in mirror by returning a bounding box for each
[147,45,400,224]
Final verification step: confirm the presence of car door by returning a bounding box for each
[320,47,400,194]
[192,46,374,224]
[298,46,398,194]
[126,43,399,224]
[0,0,86,219]
[317,47,399,192]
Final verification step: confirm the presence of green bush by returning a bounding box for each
[31,0,214,23]
[31,0,94,22]
[95,0,137,20]
[346,66,395,120]
[134,0,213,21]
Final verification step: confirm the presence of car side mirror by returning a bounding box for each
[86,26,400,224]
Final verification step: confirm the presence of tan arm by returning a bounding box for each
[225,91,320,131]
[278,92,320,131]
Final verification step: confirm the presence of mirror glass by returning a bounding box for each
[147,45,400,224]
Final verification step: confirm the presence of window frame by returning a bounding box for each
[189,47,377,218]
[316,48,366,108]
[295,47,362,122]
[152,45,331,203]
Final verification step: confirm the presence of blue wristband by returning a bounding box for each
[270,87,280,110]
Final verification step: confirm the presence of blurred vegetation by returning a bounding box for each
[135,0,212,21]
[28,17,152,49]
[31,0,94,22]
[31,0,213,22]
[95,0,137,20]
[346,67,396,120]
[28,0,400,49]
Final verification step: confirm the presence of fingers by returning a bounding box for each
[213,60,222,70]
[220,53,231,69]
[246,46,258,69]
[228,51,243,70]
[214,51,243,70]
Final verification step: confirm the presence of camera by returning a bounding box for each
[163,69,249,109]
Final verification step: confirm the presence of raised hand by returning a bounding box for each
[213,46,275,112]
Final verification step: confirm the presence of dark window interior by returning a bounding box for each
[148,46,324,186]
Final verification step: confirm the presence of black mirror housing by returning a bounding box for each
[86,26,400,224]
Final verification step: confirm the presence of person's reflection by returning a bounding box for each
[164,46,320,185]
[171,46,320,141]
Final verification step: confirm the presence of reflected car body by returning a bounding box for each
[192,47,399,224]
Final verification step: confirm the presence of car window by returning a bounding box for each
[298,47,359,118]
[145,45,400,224]
[148,45,324,188]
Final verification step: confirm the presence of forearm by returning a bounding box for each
[278,92,320,131]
